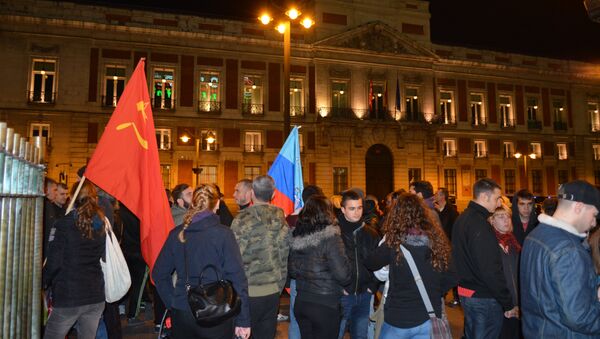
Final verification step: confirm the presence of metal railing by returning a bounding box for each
[198,101,221,114]
[290,106,305,117]
[101,95,118,108]
[152,97,176,110]
[242,103,264,116]
[27,91,55,104]
[471,117,487,127]
[474,150,489,158]
[501,118,516,128]
[0,122,45,339]
[554,121,568,131]
[527,120,542,130]
[244,144,263,153]
[199,143,219,152]
[591,123,600,133]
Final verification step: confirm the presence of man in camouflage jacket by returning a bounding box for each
[231,175,290,339]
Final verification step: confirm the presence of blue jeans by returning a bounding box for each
[288,279,300,339]
[461,297,504,339]
[380,320,431,339]
[338,292,371,339]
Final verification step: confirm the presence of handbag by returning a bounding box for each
[100,217,132,303]
[183,240,241,325]
[400,245,452,339]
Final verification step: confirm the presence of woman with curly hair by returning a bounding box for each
[153,184,250,339]
[365,193,457,339]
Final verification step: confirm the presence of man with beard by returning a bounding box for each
[170,183,192,226]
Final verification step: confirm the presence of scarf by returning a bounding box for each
[493,228,521,254]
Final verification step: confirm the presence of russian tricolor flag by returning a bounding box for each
[268,126,304,216]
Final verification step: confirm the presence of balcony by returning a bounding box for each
[198,101,221,114]
[443,150,457,158]
[290,106,305,118]
[152,97,175,110]
[554,121,568,131]
[200,143,219,152]
[157,142,172,151]
[500,118,516,129]
[471,117,487,128]
[591,123,600,133]
[101,95,119,108]
[244,144,264,153]
[504,151,515,159]
[440,116,457,127]
[318,107,356,119]
[242,103,264,116]
[474,150,488,158]
[28,90,55,104]
[528,120,542,130]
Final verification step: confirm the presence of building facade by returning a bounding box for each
[1,0,600,209]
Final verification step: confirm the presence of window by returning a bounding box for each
[408,168,422,183]
[531,169,543,194]
[444,169,457,196]
[557,143,568,160]
[198,166,217,184]
[405,88,419,120]
[499,95,514,127]
[442,139,457,157]
[368,82,386,117]
[104,66,126,107]
[244,131,262,152]
[503,141,515,158]
[470,93,486,126]
[29,59,57,103]
[244,166,261,180]
[504,169,516,194]
[531,142,542,158]
[527,97,539,121]
[200,130,217,151]
[161,164,171,190]
[242,75,263,114]
[30,123,50,142]
[299,133,304,152]
[333,167,348,194]
[589,102,600,132]
[553,99,567,130]
[199,72,220,112]
[155,128,171,150]
[332,81,349,109]
[558,170,568,185]
[290,78,304,116]
[593,144,600,161]
[153,68,175,109]
[474,140,487,158]
[475,169,487,181]
[439,91,455,124]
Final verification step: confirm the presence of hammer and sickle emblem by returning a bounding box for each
[116,101,149,149]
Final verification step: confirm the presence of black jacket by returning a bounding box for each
[289,225,351,306]
[511,195,539,246]
[338,215,381,294]
[365,234,457,328]
[451,201,513,311]
[438,203,458,241]
[43,212,105,308]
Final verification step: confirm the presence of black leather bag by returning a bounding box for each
[183,244,241,325]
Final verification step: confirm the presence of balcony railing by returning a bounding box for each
[443,150,457,158]
[318,107,356,119]
[158,142,172,151]
[28,90,55,104]
[244,144,264,153]
[101,95,118,108]
[152,97,176,110]
[198,101,221,114]
[440,116,457,126]
[474,150,488,158]
[242,103,264,116]
[554,121,568,131]
[290,106,305,118]
[200,143,219,152]
[471,117,487,127]
[501,118,516,128]
[591,123,600,133]
[527,120,542,130]
[504,151,515,159]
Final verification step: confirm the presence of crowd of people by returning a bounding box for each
[40,171,600,339]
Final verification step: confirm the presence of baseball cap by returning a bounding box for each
[557,180,600,211]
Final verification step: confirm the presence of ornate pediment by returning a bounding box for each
[316,21,434,57]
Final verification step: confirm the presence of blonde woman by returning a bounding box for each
[153,184,250,339]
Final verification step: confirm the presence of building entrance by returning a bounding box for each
[365,144,394,203]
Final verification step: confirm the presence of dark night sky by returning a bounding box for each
[67,0,600,62]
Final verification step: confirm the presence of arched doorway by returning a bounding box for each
[365,144,394,203]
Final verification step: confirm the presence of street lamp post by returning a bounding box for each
[180,129,216,186]
[259,8,313,138]
[515,152,536,189]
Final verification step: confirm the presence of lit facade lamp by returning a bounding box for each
[180,129,218,185]
[514,152,536,188]
[259,8,314,137]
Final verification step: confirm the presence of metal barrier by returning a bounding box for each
[0,122,45,339]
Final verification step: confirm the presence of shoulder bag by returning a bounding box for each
[400,245,452,339]
[101,217,132,303]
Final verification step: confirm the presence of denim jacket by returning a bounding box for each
[520,214,600,338]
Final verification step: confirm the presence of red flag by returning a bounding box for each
[85,59,174,276]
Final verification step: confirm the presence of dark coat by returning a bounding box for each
[451,201,513,311]
[288,225,351,306]
[438,203,458,240]
[152,211,250,327]
[365,234,457,328]
[43,212,105,308]
[218,199,233,227]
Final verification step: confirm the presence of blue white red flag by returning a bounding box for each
[267,126,304,216]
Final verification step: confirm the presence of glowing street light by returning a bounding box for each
[285,8,300,20]
[259,13,272,25]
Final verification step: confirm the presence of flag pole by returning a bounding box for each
[65,175,86,214]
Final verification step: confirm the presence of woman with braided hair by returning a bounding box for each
[153,184,250,339]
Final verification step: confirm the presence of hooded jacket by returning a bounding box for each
[511,194,539,245]
[231,203,290,297]
[289,225,351,306]
[152,211,250,327]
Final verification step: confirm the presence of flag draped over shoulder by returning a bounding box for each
[267,127,304,216]
[85,59,173,275]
